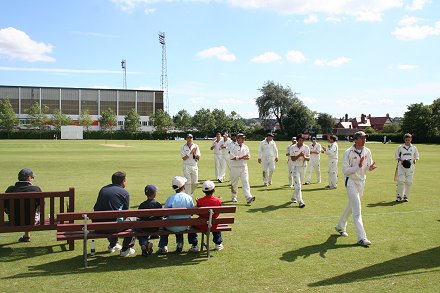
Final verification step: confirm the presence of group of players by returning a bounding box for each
[178,131,419,247]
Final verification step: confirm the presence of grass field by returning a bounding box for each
[0,139,439,292]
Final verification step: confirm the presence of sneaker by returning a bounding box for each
[120,247,135,257]
[146,242,153,254]
[289,185,294,189]
[189,245,199,252]
[291,197,297,203]
[304,181,311,185]
[18,235,31,242]
[231,196,238,203]
[403,196,409,202]
[108,242,122,253]
[141,242,154,257]
[157,246,168,254]
[335,226,348,237]
[358,238,372,246]
[246,196,256,204]
[396,196,402,202]
[141,245,148,257]
[299,203,306,208]
[176,243,183,253]
[214,243,224,250]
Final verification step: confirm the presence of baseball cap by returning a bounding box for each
[353,131,367,139]
[172,176,187,190]
[144,184,158,196]
[202,180,215,192]
[186,134,193,138]
[266,133,274,137]
[18,168,35,181]
[312,137,317,141]
[237,133,246,138]
[292,136,297,140]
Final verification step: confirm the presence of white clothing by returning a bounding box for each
[337,145,374,241]
[229,143,253,201]
[289,144,310,205]
[395,144,419,199]
[181,142,201,194]
[325,142,338,188]
[258,139,279,185]
[211,138,224,181]
[286,144,294,186]
[307,142,322,183]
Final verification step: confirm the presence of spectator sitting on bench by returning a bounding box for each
[4,168,42,243]
[93,171,136,257]
[157,176,195,254]
[136,184,162,257]
[188,180,224,252]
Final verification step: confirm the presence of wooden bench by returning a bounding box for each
[0,187,75,249]
[56,206,236,267]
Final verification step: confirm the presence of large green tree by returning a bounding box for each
[316,113,335,134]
[282,100,315,137]
[26,102,49,130]
[212,108,232,132]
[228,111,246,133]
[400,103,436,138]
[255,81,298,133]
[0,98,19,134]
[173,109,192,132]
[431,98,440,134]
[79,109,94,132]
[192,108,215,135]
[99,108,117,132]
[150,109,172,132]
[124,108,140,132]
[51,109,72,131]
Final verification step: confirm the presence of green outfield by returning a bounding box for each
[0,139,439,292]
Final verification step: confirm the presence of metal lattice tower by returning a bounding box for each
[158,32,169,113]
[121,59,127,89]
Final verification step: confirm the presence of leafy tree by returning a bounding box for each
[316,113,335,134]
[26,102,49,130]
[192,108,215,135]
[282,100,315,137]
[401,103,436,138]
[212,108,232,132]
[255,80,298,133]
[150,109,172,132]
[51,109,72,132]
[229,111,246,133]
[363,126,376,134]
[173,109,192,132]
[99,108,117,132]
[79,109,94,132]
[124,108,141,132]
[431,98,440,134]
[0,98,19,134]
[382,123,400,133]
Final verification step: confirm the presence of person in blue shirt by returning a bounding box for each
[157,176,195,254]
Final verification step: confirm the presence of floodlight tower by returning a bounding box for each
[121,59,127,89]
[158,32,169,113]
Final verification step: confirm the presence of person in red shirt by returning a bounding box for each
[188,180,224,252]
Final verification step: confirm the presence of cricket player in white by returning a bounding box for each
[210,132,224,182]
[181,134,200,195]
[289,134,310,208]
[219,133,231,181]
[229,133,255,204]
[306,137,322,184]
[323,135,338,189]
[335,131,377,246]
[394,133,419,202]
[258,133,279,186]
[286,137,297,188]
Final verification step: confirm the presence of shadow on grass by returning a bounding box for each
[0,243,69,262]
[367,201,403,207]
[3,249,208,279]
[309,246,440,287]
[302,187,331,192]
[247,201,293,213]
[280,235,358,262]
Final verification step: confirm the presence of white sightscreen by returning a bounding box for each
[61,126,83,140]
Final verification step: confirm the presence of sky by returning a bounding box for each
[0,0,439,119]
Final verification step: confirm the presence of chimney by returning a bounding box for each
[345,113,348,122]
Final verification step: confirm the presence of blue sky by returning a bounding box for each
[1,0,439,119]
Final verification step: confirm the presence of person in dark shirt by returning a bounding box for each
[137,184,162,257]
[4,168,42,242]
[93,171,135,257]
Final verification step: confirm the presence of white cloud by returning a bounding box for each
[196,46,236,62]
[405,0,426,11]
[314,57,351,67]
[397,64,418,70]
[326,16,342,23]
[286,50,306,63]
[227,0,403,22]
[144,7,157,14]
[392,18,440,40]
[188,96,209,105]
[251,52,282,63]
[304,14,318,24]
[0,27,55,62]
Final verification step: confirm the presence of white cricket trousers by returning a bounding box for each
[307,157,321,183]
[396,164,415,199]
[337,178,367,241]
[291,165,306,205]
[214,154,225,181]
[230,165,252,201]
[261,157,276,184]
[183,164,198,195]
[328,159,338,188]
